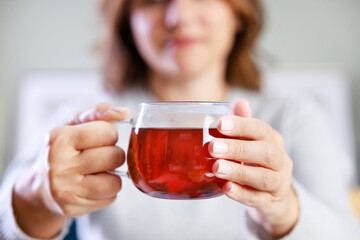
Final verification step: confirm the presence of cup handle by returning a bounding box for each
[106,117,133,179]
[108,170,130,179]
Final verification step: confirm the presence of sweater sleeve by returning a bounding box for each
[243,96,360,239]
[0,143,73,240]
[0,183,72,240]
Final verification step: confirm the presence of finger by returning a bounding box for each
[217,116,283,144]
[76,172,122,200]
[77,146,125,174]
[223,181,271,208]
[61,195,117,218]
[67,102,130,125]
[208,139,283,170]
[72,121,118,150]
[48,121,119,163]
[213,160,281,192]
[233,98,252,118]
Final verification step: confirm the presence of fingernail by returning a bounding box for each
[221,118,234,131]
[244,99,249,107]
[217,161,232,175]
[78,108,96,122]
[111,107,127,113]
[229,182,237,193]
[213,141,228,154]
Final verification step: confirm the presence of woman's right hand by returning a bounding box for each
[12,102,130,239]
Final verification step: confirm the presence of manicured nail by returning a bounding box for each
[78,108,95,122]
[213,141,228,154]
[221,118,234,131]
[244,99,249,107]
[229,182,238,193]
[217,161,232,175]
[111,107,127,113]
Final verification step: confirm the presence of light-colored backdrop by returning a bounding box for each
[0,0,359,181]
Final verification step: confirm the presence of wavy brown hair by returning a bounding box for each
[100,0,263,92]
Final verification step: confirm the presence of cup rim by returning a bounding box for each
[139,101,232,106]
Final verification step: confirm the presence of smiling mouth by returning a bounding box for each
[165,37,201,49]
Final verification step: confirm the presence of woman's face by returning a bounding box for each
[130,0,239,79]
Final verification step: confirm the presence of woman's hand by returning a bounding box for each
[209,99,299,238]
[12,102,130,238]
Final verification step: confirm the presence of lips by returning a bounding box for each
[165,36,201,48]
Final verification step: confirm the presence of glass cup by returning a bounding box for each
[113,102,234,200]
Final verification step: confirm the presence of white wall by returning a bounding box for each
[0,0,360,180]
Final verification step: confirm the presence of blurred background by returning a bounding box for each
[0,0,359,184]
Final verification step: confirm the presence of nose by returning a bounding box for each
[164,0,194,29]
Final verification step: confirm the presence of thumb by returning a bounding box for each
[67,102,131,125]
[233,98,252,118]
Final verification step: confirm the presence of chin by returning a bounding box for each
[174,53,209,77]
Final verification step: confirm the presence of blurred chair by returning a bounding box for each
[13,69,359,237]
[263,69,356,169]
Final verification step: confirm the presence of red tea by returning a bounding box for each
[127,128,226,199]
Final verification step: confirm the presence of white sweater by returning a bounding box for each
[1,87,359,240]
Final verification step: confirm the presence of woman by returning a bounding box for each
[0,0,359,239]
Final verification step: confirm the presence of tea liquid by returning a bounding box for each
[127,128,226,199]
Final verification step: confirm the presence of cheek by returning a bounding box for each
[202,6,238,57]
[130,12,153,50]
[131,12,150,37]
[130,11,163,60]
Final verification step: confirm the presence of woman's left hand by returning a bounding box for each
[209,99,300,238]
